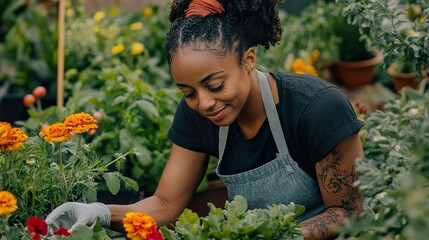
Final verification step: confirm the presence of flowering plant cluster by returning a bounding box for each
[0,112,137,239]
[63,1,172,88]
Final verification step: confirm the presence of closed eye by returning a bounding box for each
[207,82,224,92]
[183,91,196,99]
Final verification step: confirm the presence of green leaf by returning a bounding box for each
[177,209,200,225]
[65,225,94,239]
[119,175,139,192]
[132,99,160,118]
[159,227,180,240]
[103,172,121,195]
[82,180,98,203]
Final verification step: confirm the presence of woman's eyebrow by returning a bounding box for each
[176,70,224,87]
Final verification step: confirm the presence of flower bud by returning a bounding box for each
[82,144,91,153]
[50,162,59,170]
[26,159,36,165]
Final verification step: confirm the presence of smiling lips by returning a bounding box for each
[206,106,227,122]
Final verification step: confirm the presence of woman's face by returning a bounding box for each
[170,47,256,126]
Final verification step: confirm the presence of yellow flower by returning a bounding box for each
[130,22,143,31]
[93,26,100,33]
[66,9,74,17]
[93,11,106,21]
[131,42,145,55]
[64,112,98,134]
[111,44,125,55]
[0,191,18,216]
[419,17,425,23]
[39,123,72,143]
[143,7,153,17]
[0,127,28,151]
[123,212,157,240]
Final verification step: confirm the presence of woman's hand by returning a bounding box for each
[45,202,111,232]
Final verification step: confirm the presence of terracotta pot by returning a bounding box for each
[387,63,420,93]
[331,52,383,88]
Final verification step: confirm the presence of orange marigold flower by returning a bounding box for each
[0,127,28,151]
[0,191,18,216]
[64,112,98,134]
[291,58,318,77]
[0,122,12,137]
[310,50,320,64]
[39,123,72,143]
[123,212,159,240]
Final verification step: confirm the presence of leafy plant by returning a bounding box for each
[333,17,374,61]
[160,195,305,240]
[335,85,429,239]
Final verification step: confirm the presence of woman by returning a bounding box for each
[46,0,364,239]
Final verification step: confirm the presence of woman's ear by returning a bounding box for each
[243,47,256,72]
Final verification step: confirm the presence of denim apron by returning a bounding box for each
[215,70,325,221]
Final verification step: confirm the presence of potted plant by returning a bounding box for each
[264,0,382,86]
[387,56,422,93]
[337,0,429,90]
[329,13,383,87]
[385,2,428,93]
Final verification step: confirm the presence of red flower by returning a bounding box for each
[148,230,164,240]
[54,227,71,237]
[30,234,40,240]
[26,216,48,236]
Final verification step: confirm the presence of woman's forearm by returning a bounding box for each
[299,207,349,240]
[108,194,179,232]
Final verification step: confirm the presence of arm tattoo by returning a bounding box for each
[316,149,361,217]
[317,149,352,194]
[300,210,340,239]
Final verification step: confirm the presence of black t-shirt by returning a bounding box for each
[167,72,364,179]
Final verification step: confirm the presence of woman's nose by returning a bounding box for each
[198,91,216,112]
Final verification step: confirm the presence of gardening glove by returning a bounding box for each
[45,202,111,232]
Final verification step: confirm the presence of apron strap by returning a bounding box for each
[218,126,229,160]
[257,70,289,155]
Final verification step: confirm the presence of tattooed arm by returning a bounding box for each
[300,132,364,240]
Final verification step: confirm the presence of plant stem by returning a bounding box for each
[73,134,82,162]
[36,99,42,113]
[105,148,134,168]
[58,143,68,193]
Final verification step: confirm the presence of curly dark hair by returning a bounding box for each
[164,0,283,65]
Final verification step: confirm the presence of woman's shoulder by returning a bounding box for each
[271,72,341,100]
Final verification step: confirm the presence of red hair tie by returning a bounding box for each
[185,0,225,18]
